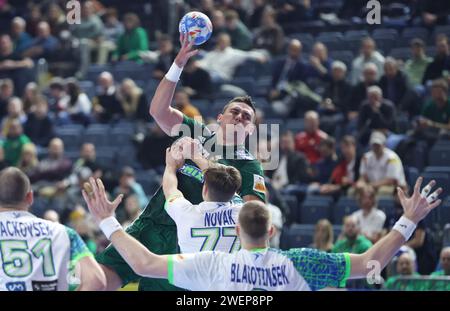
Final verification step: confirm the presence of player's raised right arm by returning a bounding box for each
[149,33,198,136]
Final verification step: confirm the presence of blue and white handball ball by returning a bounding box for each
[179,11,213,46]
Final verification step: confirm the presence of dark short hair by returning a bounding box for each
[320,136,336,150]
[238,201,271,241]
[0,167,31,207]
[340,135,355,146]
[431,78,449,93]
[222,96,256,114]
[410,38,425,48]
[204,164,242,202]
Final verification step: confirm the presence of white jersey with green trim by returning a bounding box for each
[165,196,241,254]
[168,248,312,291]
[0,211,91,291]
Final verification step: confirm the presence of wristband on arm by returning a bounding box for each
[165,63,183,82]
[99,216,122,240]
[393,216,417,241]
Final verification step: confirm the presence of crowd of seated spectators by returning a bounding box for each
[0,0,449,289]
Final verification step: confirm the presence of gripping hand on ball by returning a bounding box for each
[175,33,199,68]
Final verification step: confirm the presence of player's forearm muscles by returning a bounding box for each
[349,229,405,278]
[149,78,184,135]
[162,166,179,198]
[110,230,168,278]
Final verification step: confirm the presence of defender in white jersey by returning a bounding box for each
[83,176,442,291]
[162,147,242,253]
[0,168,106,291]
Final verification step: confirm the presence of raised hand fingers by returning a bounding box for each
[397,187,407,204]
[96,178,107,202]
[428,199,442,211]
[420,180,436,198]
[426,188,442,203]
[413,176,423,197]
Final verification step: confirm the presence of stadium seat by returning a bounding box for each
[377,197,396,215]
[286,118,305,133]
[81,127,110,147]
[333,197,359,224]
[56,127,83,151]
[95,147,117,170]
[402,27,428,41]
[443,224,450,247]
[329,50,354,67]
[405,166,419,190]
[280,224,315,249]
[389,47,411,61]
[231,77,256,96]
[428,145,450,166]
[300,200,332,224]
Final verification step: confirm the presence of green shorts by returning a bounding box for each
[96,209,184,291]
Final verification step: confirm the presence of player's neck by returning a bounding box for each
[241,241,269,251]
[0,205,28,213]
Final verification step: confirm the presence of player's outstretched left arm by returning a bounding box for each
[82,178,169,279]
[348,177,443,279]
[162,146,185,198]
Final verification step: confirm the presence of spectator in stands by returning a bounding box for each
[350,37,385,85]
[1,97,27,138]
[28,138,72,184]
[43,209,60,223]
[320,135,360,196]
[47,77,69,124]
[10,17,32,55]
[61,167,94,224]
[404,38,432,88]
[310,137,338,185]
[103,8,124,43]
[92,71,124,123]
[295,110,328,164]
[72,143,103,178]
[71,0,104,41]
[118,78,149,122]
[384,252,419,290]
[253,6,285,56]
[46,3,67,37]
[0,78,13,119]
[224,10,253,51]
[112,13,149,63]
[208,10,227,48]
[332,215,373,254]
[422,34,450,84]
[173,89,202,120]
[416,79,450,142]
[0,34,34,96]
[60,78,92,125]
[70,206,98,253]
[197,33,267,83]
[352,185,386,244]
[320,61,352,132]
[180,58,214,100]
[22,82,39,113]
[270,39,307,100]
[311,219,334,252]
[357,131,406,195]
[121,195,142,227]
[25,5,43,37]
[270,130,310,190]
[17,142,39,176]
[112,166,148,222]
[431,247,450,276]
[349,63,379,121]
[379,57,419,115]
[23,96,55,148]
[153,34,177,80]
[21,21,58,60]
[415,0,450,27]
[2,119,31,166]
[357,86,396,145]
[307,42,332,82]
[275,0,313,26]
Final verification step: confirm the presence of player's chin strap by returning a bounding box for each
[165,62,183,82]
[99,216,123,240]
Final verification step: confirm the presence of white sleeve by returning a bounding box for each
[359,155,368,177]
[385,156,404,182]
[167,252,217,291]
[164,195,193,224]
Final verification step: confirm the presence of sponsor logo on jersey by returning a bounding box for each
[178,164,204,183]
[252,175,266,194]
[6,281,26,291]
[32,280,58,291]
